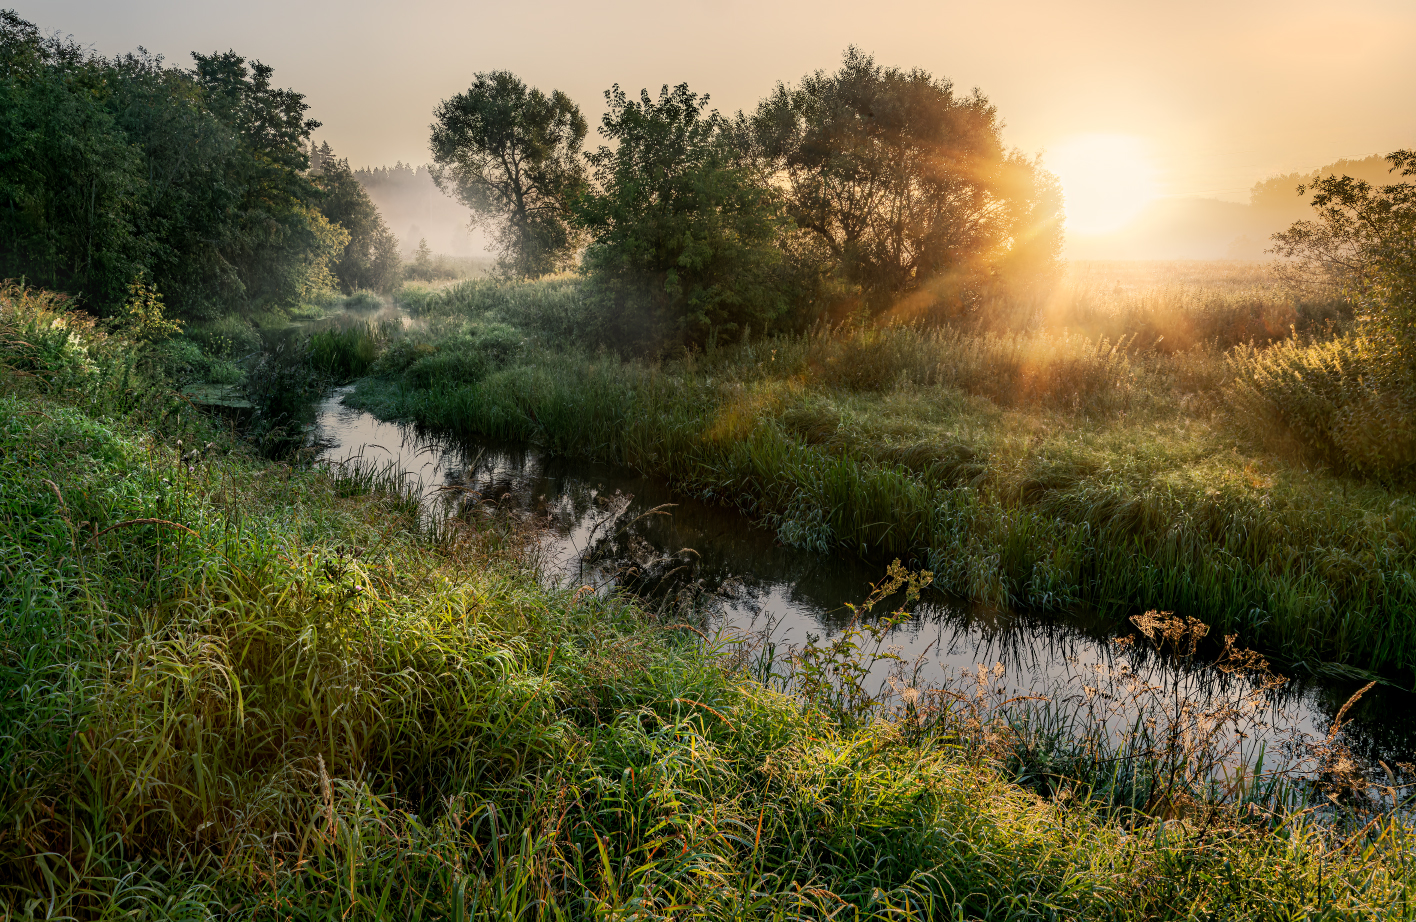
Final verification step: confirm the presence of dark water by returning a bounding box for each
[312,385,1416,773]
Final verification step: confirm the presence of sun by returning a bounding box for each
[1047,134,1159,236]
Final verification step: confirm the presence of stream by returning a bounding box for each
[311,383,1416,776]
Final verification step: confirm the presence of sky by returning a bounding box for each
[21,0,1416,249]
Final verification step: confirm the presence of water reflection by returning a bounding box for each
[312,386,1416,772]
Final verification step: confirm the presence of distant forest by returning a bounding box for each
[352,163,482,259]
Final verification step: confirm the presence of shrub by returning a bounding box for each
[1228,333,1416,479]
[342,289,384,312]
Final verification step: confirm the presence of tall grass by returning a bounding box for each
[350,274,1416,679]
[5,282,1416,917]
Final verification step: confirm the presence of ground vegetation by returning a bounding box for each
[4,278,1416,918]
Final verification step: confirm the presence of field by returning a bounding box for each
[348,262,1416,682]
[6,273,1416,917]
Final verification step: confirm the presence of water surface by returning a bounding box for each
[312,385,1416,773]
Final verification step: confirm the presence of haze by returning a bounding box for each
[26,0,1416,257]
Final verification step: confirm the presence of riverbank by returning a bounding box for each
[5,282,1415,917]
[348,272,1416,683]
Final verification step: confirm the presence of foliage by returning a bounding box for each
[312,142,404,293]
[110,277,184,343]
[1228,334,1416,479]
[0,11,357,321]
[744,47,1064,318]
[577,83,796,349]
[1237,151,1416,477]
[1270,151,1416,313]
[0,12,146,308]
[430,71,587,278]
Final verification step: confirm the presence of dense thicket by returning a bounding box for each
[0,11,347,319]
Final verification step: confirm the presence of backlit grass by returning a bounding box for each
[5,282,1416,918]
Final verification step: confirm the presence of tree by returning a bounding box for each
[1271,151,1416,368]
[311,143,402,293]
[576,83,794,349]
[0,12,350,319]
[429,72,587,278]
[744,48,1063,317]
[0,13,147,309]
[189,50,324,312]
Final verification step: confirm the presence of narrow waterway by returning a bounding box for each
[312,384,1416,775]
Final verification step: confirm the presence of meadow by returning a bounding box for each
[5,276,1416,918]
[349,263,1416,684]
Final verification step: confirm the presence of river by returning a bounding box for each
[311,382,1416,778]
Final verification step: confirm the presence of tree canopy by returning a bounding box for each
[743,48,1063,317]
[311,143,402,294]
[576,84,793,349]
[430,72,587,278]
[0,11,346,319]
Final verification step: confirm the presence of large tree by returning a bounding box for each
[576,83,793,349]
[744,48,1062,317]
[429,72,587,278]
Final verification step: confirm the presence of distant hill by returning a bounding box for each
[1067,154,1401,260]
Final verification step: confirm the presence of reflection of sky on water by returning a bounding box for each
[313,386,1416,773]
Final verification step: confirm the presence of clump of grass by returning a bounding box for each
[309,319,399,383]
[1229,332,1416,480]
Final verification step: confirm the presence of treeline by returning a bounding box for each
[428,49,1065,349]
[0,11,399,321]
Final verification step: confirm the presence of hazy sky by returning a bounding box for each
[23,0,1416,205]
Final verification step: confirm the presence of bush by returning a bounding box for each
[395,323,524,388]
[1228,333,1416,479]
[342,289,384,312]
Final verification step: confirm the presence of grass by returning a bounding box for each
[5,280,1416,918]
[350,268,1416,683]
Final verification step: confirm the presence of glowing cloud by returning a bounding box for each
[1048,134,1160,236]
